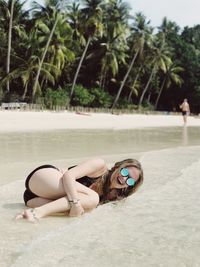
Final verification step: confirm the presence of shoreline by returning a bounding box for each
[1,110,200,133]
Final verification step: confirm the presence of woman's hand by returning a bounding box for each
[69,203,84,217]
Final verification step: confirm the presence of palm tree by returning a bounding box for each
[84,0,129,90]
[69,0,103,102]
[67,1,85,47]
[0,0,74,101]
[0,0,16,93]
[127,65,142,102]
[155,63,183,109]
[48,23,74,70]
[31,0,72,100]
[112,12,152,108]
[138,37,172,107]
[6,0,15,92]
[0,0,30,95]
[0,56,57,100]
[158,17,180,41]
[32,14,60,100]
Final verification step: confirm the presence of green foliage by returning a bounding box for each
[116,98,137,110]
[138,100,154,111]
[0,0,200,112]
[90,87,113,107]
[191,85,200,106]
[44,87,69,109]
[71,86,113,108]
[71,84,95,107]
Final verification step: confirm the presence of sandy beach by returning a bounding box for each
[1,110,200,267]
[1,110,200,132]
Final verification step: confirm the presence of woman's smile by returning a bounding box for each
[117,176,125,185]
[110,166,141,189]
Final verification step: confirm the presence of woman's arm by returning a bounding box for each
[62,158,107,216]
[75,181,100,210]
[62,158,106,199]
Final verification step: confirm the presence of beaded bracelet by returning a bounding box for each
[69,199,80,205]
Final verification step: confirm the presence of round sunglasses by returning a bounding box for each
[120,168,136,186]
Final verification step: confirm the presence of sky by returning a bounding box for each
[128,0,200,28]
[24,0,200,29]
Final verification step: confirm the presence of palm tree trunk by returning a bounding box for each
[22,83,28,100]
[6,0,15,93]
[32,15,59,101]
[112,50,139,109]
[138,66,156,107]
[147,91,151,102]
[127,66,141,102]
[155,76,166,110]
[102,69,107,90]
[99,68,104,89]
[100,65,107,89]
[99,60,106,89]
[69,36,91,102]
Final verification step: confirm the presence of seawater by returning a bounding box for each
[0,127,200,267]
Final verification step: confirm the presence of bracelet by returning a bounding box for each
[69,199,80,205]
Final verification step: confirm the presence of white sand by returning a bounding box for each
[0,110,200,132]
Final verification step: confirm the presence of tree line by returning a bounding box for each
[0,0,200,112]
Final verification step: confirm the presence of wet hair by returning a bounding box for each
[100,158,144,203]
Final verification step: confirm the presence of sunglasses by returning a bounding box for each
[120,168,136,186]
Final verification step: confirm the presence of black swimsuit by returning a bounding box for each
[68,165,98,187]
[23,164,59,205]
[23,165,98,205]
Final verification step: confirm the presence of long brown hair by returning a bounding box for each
[96,159,144,203]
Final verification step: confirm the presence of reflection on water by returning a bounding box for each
[0,127,200,185]
[1,127,200,163]
[182,125,188,146]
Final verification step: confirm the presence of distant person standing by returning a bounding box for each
[180,99,190,125]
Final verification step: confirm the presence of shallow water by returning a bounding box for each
[1,126,200,267]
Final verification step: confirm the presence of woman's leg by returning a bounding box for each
[28,167,66,199]
[18,167,99,221]
[27,197,54,208]
[20,196,70,221]
[18,192,97,221]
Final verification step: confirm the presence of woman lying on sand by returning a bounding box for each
[16,158,143,222]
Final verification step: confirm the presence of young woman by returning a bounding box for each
[16,158,143,222]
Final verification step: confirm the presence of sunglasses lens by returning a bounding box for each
[127,178,135,186]
[120,168,129,177]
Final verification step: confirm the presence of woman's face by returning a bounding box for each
[109,166,140,190]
